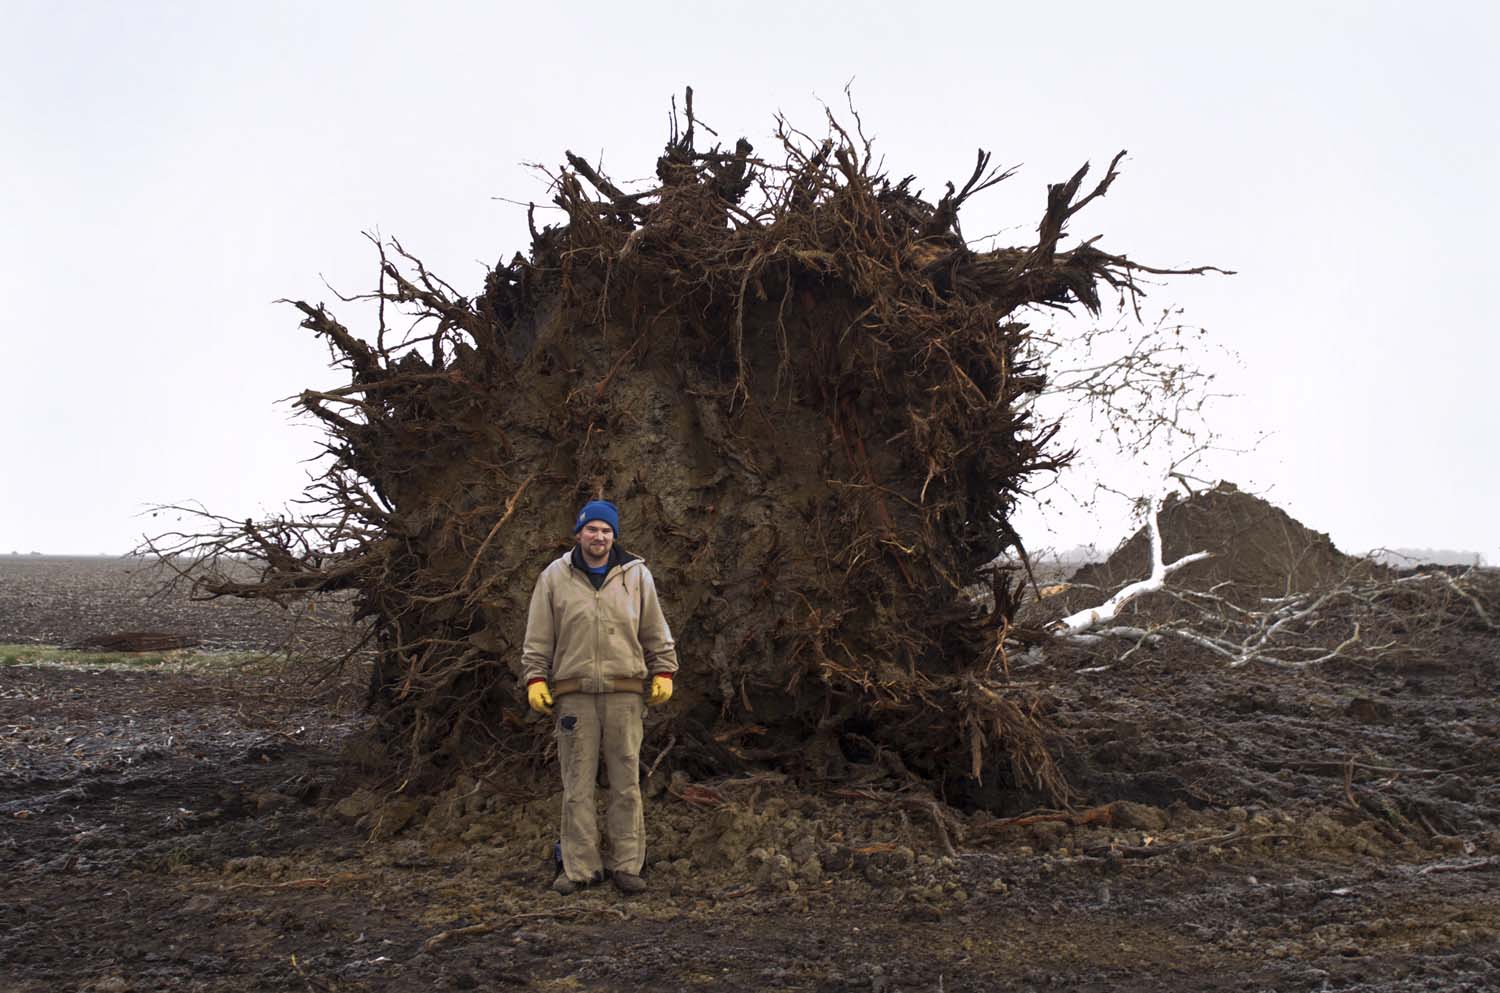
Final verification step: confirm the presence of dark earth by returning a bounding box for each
[2,554,1498,992]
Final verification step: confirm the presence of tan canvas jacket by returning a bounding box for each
[520,550,679,689]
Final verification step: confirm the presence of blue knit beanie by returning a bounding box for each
[574,499,620,536]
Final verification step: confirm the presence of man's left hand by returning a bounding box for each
[648,674,674,706]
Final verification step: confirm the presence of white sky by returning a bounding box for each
[2,1,1496,559]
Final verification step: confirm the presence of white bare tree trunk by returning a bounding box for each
[1051,492,1211,636]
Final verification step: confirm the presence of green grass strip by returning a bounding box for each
[0,644,274,672]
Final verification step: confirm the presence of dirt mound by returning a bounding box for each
[0,556,359,653]
[68,631,200,652]
[1069,482,1378,599]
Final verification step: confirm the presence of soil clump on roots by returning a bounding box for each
[158,96,1221,804]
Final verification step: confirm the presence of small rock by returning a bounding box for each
[368,799,422,840]
[253,791,293,814]
[755,853,794,887]
[788,836,817,864]
[820,845,852,873]
[182,894,218,914]
[1111,801,1168,832]
[333,790,378,822]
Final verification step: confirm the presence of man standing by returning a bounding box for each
[521,499,677,895]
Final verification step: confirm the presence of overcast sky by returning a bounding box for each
[3,1,1496,559]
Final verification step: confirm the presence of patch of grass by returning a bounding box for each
[0,643,272,672]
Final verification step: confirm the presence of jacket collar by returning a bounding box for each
[569,544,641,572]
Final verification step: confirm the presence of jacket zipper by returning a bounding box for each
[593,577,601,689]
[576,559,636,688]
[596,562,625,687]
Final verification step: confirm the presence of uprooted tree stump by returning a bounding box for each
[158,95,1219,809]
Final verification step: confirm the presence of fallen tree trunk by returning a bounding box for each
[1052,488,1213,636]
[158,95,1219,808]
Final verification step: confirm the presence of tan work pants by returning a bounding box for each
[555,691,645,882]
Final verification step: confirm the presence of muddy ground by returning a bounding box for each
[0,555,357,655]
[2,557,1498,992]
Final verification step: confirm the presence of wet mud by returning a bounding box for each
[2,560,1498,991]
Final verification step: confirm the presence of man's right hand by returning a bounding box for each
[527,680,554,715]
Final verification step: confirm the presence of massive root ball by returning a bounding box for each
[177,98,1214,807]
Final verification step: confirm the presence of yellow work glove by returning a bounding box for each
[527,680,554,715]
[648,674,674,706]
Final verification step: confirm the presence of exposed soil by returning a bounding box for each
[1066,482,1378,600]
[189,123,1196,798]
[3,556,1499,991]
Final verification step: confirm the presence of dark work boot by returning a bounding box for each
[611,870,647,894]
[552,873,579,895]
